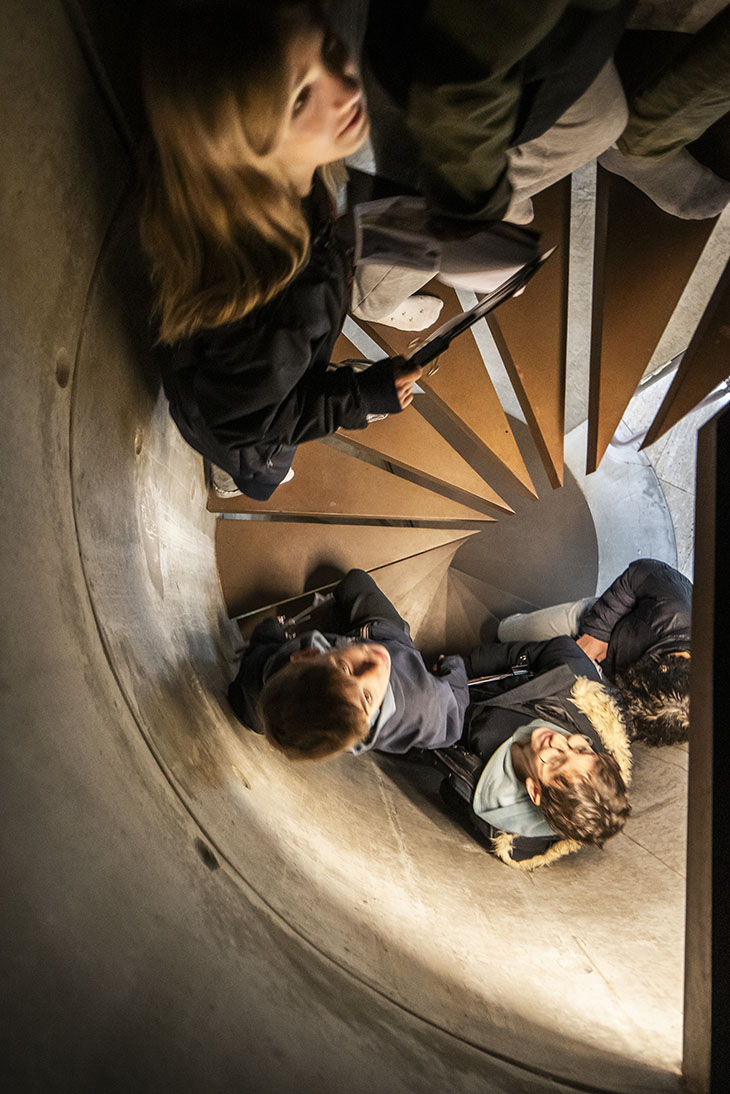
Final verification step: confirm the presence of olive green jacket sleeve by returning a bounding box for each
[407,0,621,221]
[619,4,730,159]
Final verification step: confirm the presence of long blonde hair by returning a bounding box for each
[139,1,326,343]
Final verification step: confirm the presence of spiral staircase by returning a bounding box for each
[212,172,729,663]
[3,2,730,1092]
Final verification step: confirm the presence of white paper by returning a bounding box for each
[354,195,539,293]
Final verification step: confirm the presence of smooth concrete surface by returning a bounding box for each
[2,4,688,1092]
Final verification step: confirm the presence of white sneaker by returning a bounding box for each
[377,294,444,331]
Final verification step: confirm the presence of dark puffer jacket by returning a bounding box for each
[440,637,631,869]
[580,559,692,680]
[159,179,401,499]
[228,569,469,753]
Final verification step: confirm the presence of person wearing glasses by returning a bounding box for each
[438,635,631,869]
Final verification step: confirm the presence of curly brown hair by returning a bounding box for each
[538,752,631,848]
[259,658,370,760]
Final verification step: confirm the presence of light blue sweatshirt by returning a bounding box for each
[472,718,573,838]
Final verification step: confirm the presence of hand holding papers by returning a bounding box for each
[353,195,554,371]
[404,249,555,371]
[354,195,541,294]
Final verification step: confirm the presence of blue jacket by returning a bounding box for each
[228,570,469,754]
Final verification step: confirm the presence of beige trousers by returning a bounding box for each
[351,60,628,322]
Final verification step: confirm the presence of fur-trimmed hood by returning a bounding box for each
[489,676,631,871]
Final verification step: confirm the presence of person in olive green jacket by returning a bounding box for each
[352,0,633,322]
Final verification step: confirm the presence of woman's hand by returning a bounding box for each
[393,358,423,410]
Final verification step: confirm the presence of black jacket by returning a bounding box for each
[580,559,692,680]
[160,181,401,499]
[463,636,602,757]
[228,569,469,754]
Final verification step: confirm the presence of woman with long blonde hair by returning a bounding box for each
[140,0,420,499]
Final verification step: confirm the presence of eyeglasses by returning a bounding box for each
[538,734,595,766]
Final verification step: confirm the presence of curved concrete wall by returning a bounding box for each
[2,4,686,1091]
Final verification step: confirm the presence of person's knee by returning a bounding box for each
[600,95,630,155]
[540,60,629,165]
[583,59,629,153]
[569,90,629,164]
